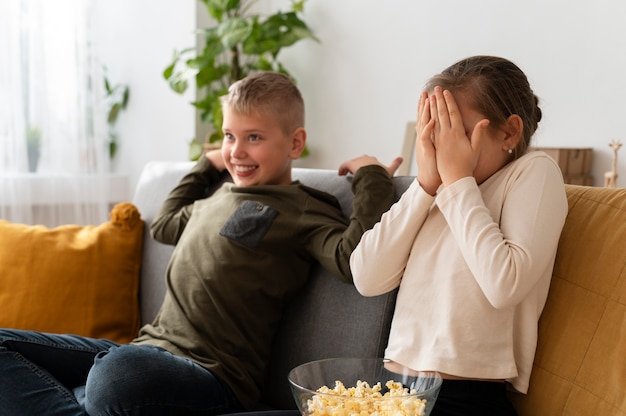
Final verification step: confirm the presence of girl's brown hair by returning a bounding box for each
[425,56,542,159]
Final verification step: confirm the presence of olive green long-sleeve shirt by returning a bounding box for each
[132,157,395,409]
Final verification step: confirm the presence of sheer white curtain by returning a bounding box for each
[0,0,112,227]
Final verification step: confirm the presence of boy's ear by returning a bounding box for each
[502,114,523,151]
[289,127,307,159]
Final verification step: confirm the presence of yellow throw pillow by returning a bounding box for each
[0,202,144,343]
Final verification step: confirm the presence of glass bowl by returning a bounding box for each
[288,357,442,416]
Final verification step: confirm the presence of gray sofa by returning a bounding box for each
[131,161,626,416]
[131,161,414,410]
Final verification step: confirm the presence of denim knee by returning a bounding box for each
[84,344,163,410]
[84,344,242,416]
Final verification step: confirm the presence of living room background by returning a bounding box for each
[94,0,626,199]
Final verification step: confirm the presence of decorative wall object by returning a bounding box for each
[604,140,622,188]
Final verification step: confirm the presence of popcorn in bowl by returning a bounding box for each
[307,379,427,416]
[288,358,442,416]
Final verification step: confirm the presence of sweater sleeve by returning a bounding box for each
[309,165,396,283]
[436,156,568,309]
[351,179,436,296]
[150,157,229,245]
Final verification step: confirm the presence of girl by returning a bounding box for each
[351,56,568,416]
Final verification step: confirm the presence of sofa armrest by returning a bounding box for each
[509,185,626,415]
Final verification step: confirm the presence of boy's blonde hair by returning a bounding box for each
[221,72,305,136]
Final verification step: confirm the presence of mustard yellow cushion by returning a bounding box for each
[510,185,626,415]
[0,203,144,343]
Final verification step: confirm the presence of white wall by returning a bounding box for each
[277,0,626,186]
[92,0,195,199]
[98,0,626,192]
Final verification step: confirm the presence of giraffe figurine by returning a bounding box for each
[604,140,622,187]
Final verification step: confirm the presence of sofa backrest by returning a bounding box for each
[132,161,195,324]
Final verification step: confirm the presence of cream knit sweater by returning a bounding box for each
[351,151,568,393]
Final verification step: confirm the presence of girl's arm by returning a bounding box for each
[438,155,567,309]
[350,179,435,296]
[351,94,440,296]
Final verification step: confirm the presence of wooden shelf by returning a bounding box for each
[532,147,593,185]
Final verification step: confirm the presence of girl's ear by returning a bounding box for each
[289,127,307,159]
[502,114,523,151]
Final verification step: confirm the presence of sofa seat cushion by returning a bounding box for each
[510,185,626,415]
[0,202,144,343]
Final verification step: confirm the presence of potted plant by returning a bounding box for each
[26,125,42,172]
[163,0,317,160]
[104,74,130,160]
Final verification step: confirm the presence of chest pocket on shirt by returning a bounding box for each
[220,200,279,249]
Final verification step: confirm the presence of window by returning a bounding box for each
[0,0,114,226]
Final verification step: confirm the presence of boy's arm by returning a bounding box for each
[150,156,229,245]
[313,164,396,283]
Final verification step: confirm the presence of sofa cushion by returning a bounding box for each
[0,202,144,343]
[261,263,398,410]
[510,185,626,415]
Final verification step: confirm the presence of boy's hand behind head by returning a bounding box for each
[205,149,226,171]
[338,155,403,177]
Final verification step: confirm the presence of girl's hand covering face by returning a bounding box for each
[429,87,490,187]
[414,91,441,196]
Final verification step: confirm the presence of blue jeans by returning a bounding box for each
[0,329,243,415]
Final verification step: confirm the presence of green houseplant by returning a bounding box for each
[163,0,317,160]
[104,75,130,160]
[26,125,42,172]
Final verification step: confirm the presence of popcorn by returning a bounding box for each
[306,380,426,416]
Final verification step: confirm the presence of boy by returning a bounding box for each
[0,72,401,415]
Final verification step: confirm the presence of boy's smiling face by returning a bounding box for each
[221,106,306,186]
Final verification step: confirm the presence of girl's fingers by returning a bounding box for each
[432,86,450,128]
[442,89,462,127]
[430,87,464,133]
[429,94,438,128]
[416,92,430,129]
[419,118,435,142]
